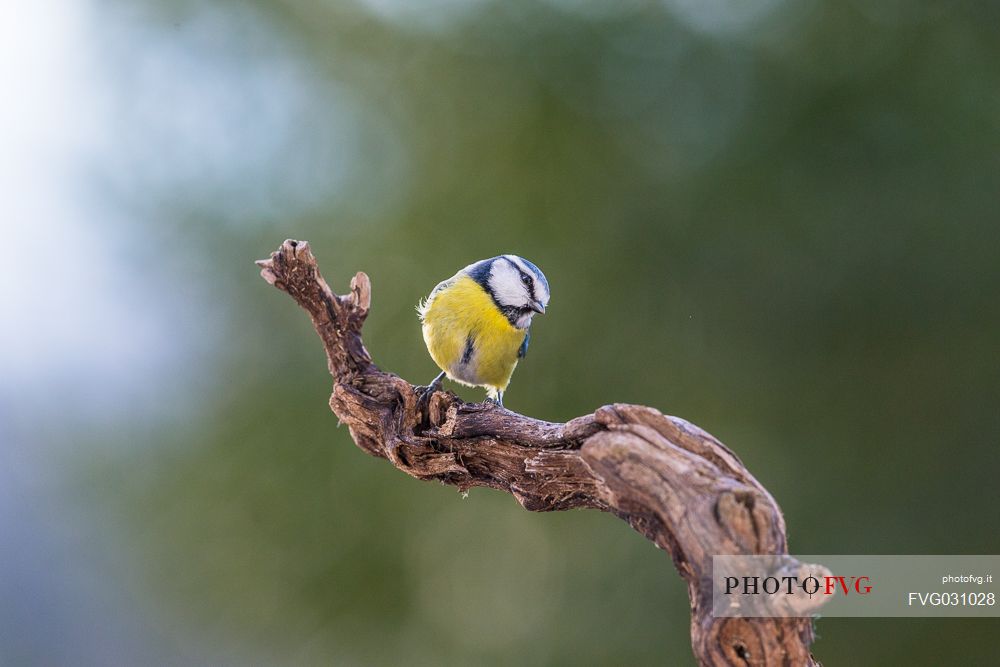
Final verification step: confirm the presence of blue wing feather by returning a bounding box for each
[518,331,530,359]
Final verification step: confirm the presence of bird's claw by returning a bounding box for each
[416,372,446,415]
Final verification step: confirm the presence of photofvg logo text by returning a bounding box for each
[724,573,872,597]
[712,555,1000,618]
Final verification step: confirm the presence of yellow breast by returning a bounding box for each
[419,275,526,396]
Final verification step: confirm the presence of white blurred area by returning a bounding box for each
[0,2,126,412]
[0,2,349,663]
[0,1,405,427]
[0,4,194,665]
[0,1,198,430]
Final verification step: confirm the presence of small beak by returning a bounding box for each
[529,300,546,315]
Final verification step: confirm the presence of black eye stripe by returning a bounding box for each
[518,271,535,299]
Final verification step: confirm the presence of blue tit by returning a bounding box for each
[417,255,550,407]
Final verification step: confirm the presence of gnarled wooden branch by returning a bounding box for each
[257,239,819,667]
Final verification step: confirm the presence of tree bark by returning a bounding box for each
[257,239,820,666]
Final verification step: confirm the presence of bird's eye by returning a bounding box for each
[520,274,531,286]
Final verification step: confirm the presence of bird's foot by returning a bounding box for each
[415,371,446,413]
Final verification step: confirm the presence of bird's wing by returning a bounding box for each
[517,330,530,359]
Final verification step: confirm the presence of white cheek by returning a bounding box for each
[489,260,529,307]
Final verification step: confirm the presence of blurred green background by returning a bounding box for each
[2,0,999,664]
